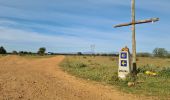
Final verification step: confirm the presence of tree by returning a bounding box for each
[19,51,24,55]
[77,52,82,55]
[28,52,33,55]
[153,48,168,57]
[23,51,28,54]
[0,46,7,54]
[38,47,46,55]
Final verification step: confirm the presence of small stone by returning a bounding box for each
[128,82,135,87]
[33,81,37,84]
[18,95,23,99]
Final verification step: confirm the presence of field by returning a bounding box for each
[1,55,170,100]
[60,56,170,99]
[0,55,145,100]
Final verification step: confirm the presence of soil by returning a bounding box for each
[0,55,147,100]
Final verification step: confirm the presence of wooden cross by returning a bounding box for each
[114,0,159,74]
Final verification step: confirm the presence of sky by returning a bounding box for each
[0,0,169,53]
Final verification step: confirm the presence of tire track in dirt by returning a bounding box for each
[0,55,148,100]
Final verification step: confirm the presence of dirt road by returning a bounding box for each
[0,55,145,100]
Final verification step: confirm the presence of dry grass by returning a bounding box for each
[137,57,170,67]
[60,56,170,99]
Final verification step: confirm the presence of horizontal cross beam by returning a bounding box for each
[114,18,159,28]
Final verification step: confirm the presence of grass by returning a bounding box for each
[0,54,56,59]
[60,56,170,99]
[18,55,56,59]
[0,54,7,57]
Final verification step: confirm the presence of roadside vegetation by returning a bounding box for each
[0,46,56,59]
[60,55,170,99]
[0,46,49,56]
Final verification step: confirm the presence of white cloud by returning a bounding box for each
[0,26,89,45]
[0,23,132,52]
[0,18,125,41]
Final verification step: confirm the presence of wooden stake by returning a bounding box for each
[131,0,137,74]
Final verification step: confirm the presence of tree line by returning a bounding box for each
[0,46,170,58]
[0,46,46,56]
[78,48,170,58]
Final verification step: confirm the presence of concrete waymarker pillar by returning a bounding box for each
[118,46,131,79]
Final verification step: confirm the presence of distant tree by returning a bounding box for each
[167,53,170,58]
[38,47,46,55]
[12,50,18,54]
[19,51,24,55]
[101,53,108,56]
[23,51,28,54]
[153,48,168,57]
[77,52,82,55]
[137,52,151,57]
[0,46,7,54]
[28,52,32,55]
[96,53,100,56]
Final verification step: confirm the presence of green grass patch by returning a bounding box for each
[60,56,170,99]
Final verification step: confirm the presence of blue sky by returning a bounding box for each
[0,0,169,53]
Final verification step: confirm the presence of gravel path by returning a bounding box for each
[0,55,145,100]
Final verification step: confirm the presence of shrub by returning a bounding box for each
[71,62,87,68]
[38,47,46,55]
[77,52,82,55]
[153,48,168,57]
[83,56,87,59]
[137,52,151,57]
[0,46,7,54]
[19,51,24,55]
[137,65,160,73]
[159,67,170,77]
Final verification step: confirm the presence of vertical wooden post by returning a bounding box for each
[114,0,159,76]
[131,0,137,74]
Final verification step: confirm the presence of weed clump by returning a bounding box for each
[67,62,87,68]
[159,67,170,77]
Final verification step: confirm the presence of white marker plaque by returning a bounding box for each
[118,47,131,79]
